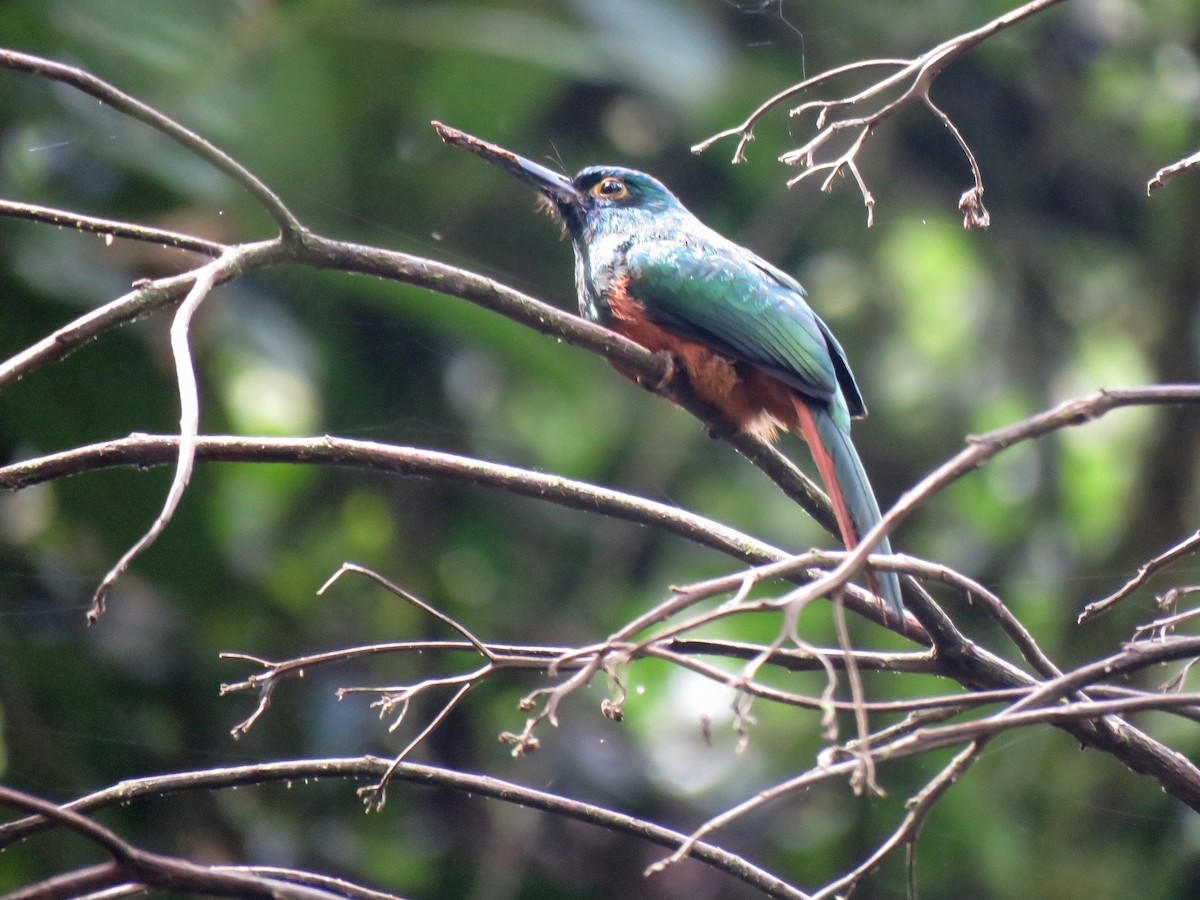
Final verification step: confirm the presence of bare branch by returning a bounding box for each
[831,594,881,794]
[0,861,128,900]
[1148,147,1200,194]
[650,683,1200,876]
[0,238,287,390]
[0,198,226,256]
[1080,527,1200,623]
[691,58,910,162]
[215,867,410,900]
[696,0,1066,223]
[225,656,279,739]
[1133,594,1200,643]
[0,48,304,237]
[321,562,494,658]
[0,433,786,571]
[0,759,809,900]
[778,386,1200,645]
[361,682,475,810]
[0,783,340,899]
[924,95,991,229]
[814,740,989,900]
[89,257,221,620]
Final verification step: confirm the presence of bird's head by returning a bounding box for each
[557,166,680,235]
[433,123,684,239]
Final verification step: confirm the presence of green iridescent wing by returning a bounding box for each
[624,238,865,419]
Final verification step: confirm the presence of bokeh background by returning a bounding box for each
[2,0,1199,897]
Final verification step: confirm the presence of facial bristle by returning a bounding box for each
[534,195,569,236]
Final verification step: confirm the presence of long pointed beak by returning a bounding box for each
[432,121,583,210]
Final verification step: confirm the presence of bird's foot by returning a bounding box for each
[639,349,677,393]
[706,419,738,440]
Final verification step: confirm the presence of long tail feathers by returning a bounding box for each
[793,399,904,618]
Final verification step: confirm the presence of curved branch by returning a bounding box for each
[296,231,840,534]
[0,432,786,567]
[0,199,226,256]
[0,226,838,539]
[1080,527,1200,623]
[89,255,221,620]
[695,0,1066,223]
[0,759,809,900]
[0,238,287,390]
[0,48,304,237]
[0,784,338,899]
[784,386,1200,633]
[1148,148,1200,194]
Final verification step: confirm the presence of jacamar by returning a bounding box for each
[434,123,902,618]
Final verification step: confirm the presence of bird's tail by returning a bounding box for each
[792,399,904,619]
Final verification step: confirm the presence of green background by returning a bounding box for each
[1,0,1199,897]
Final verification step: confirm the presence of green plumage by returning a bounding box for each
[565,167,902,617]
[622,238,862,429]
[438,126,903,617]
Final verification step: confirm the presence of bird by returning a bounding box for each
[434,122,902,618]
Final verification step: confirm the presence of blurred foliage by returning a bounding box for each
[1,0,1200,897]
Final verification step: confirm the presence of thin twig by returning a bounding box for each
[1148,147,1200,194]
[1080,527,1200,623]
[1134,599,1200,642]
[361,682,475,811]
[0,759,809,899]
[0,238,286,390]
[0,784,338,899]
[695,0,1065,223]
[691,58,910,161]
[0,198,226,256]
[0,433,786,573]
[88,257,221,620]
[832,593,881,795]
[775,387,1200,646]
[812,740,989,900]
[925,95,991,229]
[321,562,494,657]
[0,48,304,237]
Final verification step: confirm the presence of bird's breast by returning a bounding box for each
[572,232,633,323]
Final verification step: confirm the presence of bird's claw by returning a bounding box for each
[706,419,738,440]
[643,349,677,393]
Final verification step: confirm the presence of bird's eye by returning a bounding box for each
[591,177,628,200]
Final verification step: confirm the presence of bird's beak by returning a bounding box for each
[432,121,584,213]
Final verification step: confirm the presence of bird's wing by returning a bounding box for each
[624,237,866,417]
